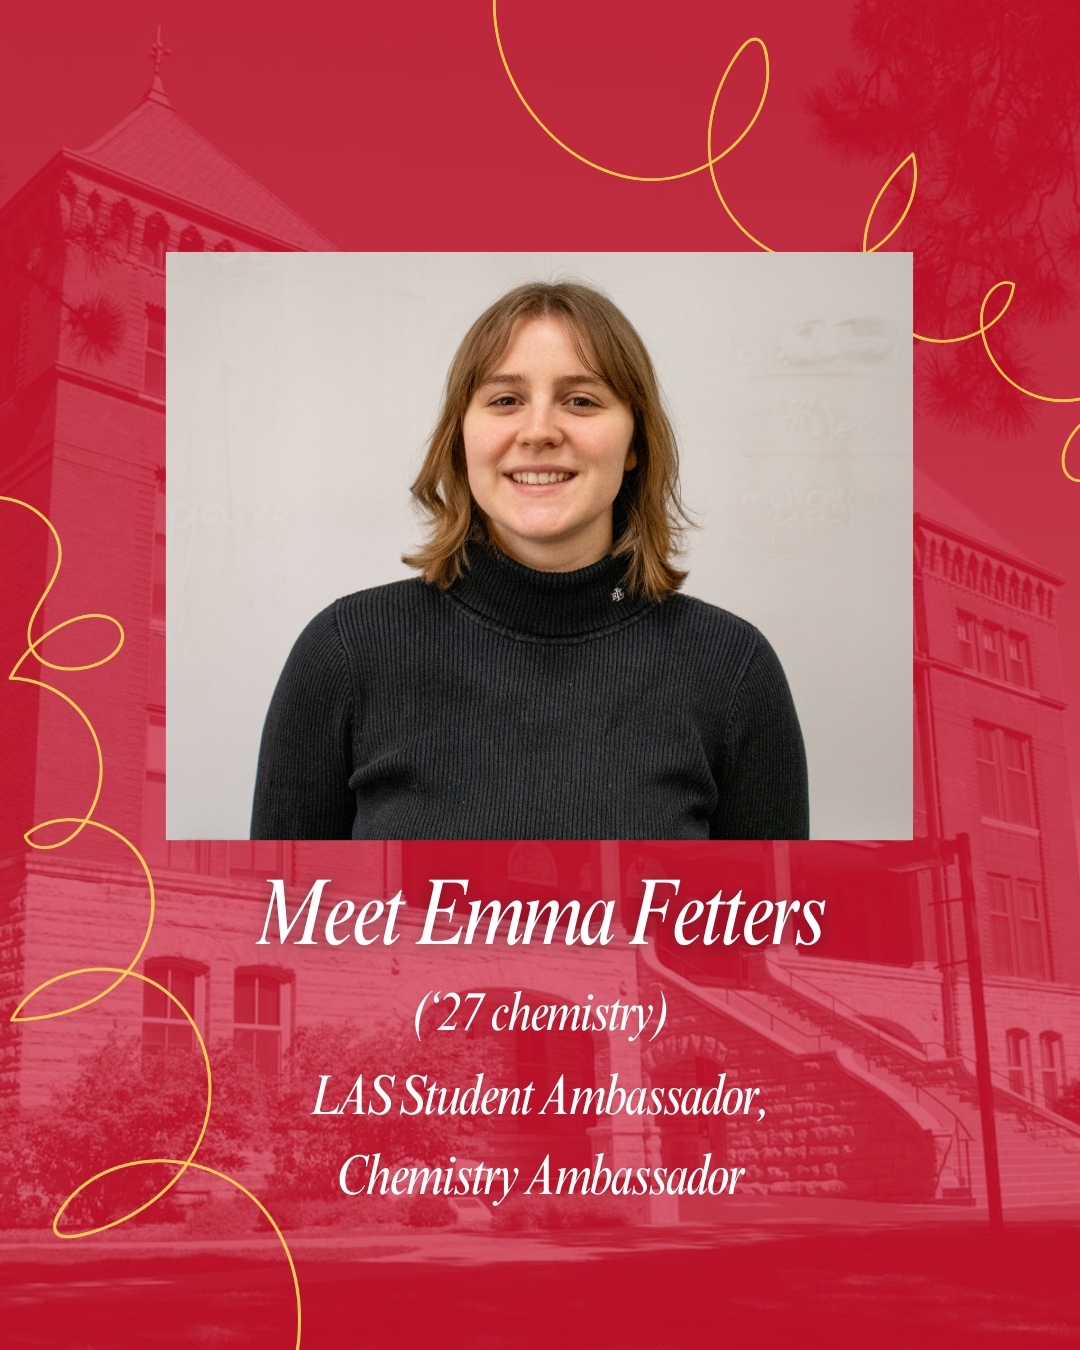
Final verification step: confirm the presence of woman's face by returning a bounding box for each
[461,315,637,572]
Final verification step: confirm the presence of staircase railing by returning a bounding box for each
[765,952,1080,1134]
[642,945,977,1198]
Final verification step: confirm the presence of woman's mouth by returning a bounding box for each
[508,470,575,485]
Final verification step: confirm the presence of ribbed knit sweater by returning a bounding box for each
[250,546,808,840]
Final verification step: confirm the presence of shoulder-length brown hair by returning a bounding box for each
[403,281,688,600]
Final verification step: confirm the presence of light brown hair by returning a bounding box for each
[403,281,688,599]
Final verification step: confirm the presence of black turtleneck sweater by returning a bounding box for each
[250,548,808,840]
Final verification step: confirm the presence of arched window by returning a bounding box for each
[178,225,204,252]
[213,238,235,252]
[1005,1028,1032,1098]
[1040,1033,1065,1107]
[110,198,134,254]
[85,191,102,235]
[143,958,208,1056]
[234,968,293,1077]
[141,213,169,268]
[58,176,77,231]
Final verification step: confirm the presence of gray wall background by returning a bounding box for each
[167,252,912,840]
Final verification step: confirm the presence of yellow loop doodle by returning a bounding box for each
[705,39,772,252]
[61,1159,302,1350]
[10,824,155,1017]
[493,0,769,183]
[2,495,302,1346]
[2,496,124,846]
[978,281,1080,405]
[913,283,1012,346]
[26,968,212,1233]
[862,152,917,254]
[491,7,1078,482]
[22,612,126,674]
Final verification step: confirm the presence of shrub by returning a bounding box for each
[491,1192,632,1232]
[406,1193,456,1228]
[22,1033,259,1231]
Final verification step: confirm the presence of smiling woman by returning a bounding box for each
[250,282,808,840]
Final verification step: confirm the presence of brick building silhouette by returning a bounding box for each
[3,71,1080,1212]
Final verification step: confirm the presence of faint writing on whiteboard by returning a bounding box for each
[770,394,874,444]
[780,317,893,367]
[723,317,895,371]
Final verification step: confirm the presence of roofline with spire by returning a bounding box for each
[146,24,172,105]
[0,147,336,253]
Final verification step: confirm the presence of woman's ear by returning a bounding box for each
[624,448,638,471]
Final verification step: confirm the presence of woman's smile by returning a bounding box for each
[506,468,577,486]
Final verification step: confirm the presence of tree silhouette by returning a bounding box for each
[808,0,1080,434]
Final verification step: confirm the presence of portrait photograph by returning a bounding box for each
[166,251,912,841]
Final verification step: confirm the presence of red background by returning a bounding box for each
[3,1,1080,1346]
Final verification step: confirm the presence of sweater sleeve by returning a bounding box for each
[709,631,809,841]
[250,603,357,840]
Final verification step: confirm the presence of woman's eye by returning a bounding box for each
[490,395,519,407]
[568,395,598,408]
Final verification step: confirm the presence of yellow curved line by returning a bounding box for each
[978,282,1080,404]
[18,612,126,674]
[862,151,917,253]
[1,495,65,650]
[914,278,1016,347]
[1,495,303,1343]
[490,18,1080,479]
[11,826,155,1018]
[58,1158,302,1348]
[913,293,1011,345]
[493,0,769,183]
[1062,424,1080,483]
[706,39,773,252]
[45,969,211,1234]
[2,497,126,846]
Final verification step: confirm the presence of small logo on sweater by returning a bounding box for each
[611,587,625,602]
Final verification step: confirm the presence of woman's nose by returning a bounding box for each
[519,399,562,447]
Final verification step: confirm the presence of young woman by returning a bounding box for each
[251,281,808,840]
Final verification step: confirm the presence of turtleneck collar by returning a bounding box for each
[448,544,655,639]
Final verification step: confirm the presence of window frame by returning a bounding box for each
[142,957,209,1058]
[987,872,1048,981]
[957,609,1032,689]
[233,966,294,1078]
[144,303,166,398]
[1005,1028,1032,1098]
[975,723,1037,828]
[1039,1032,1065,1108]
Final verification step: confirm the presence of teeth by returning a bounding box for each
[511,471,573,484]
